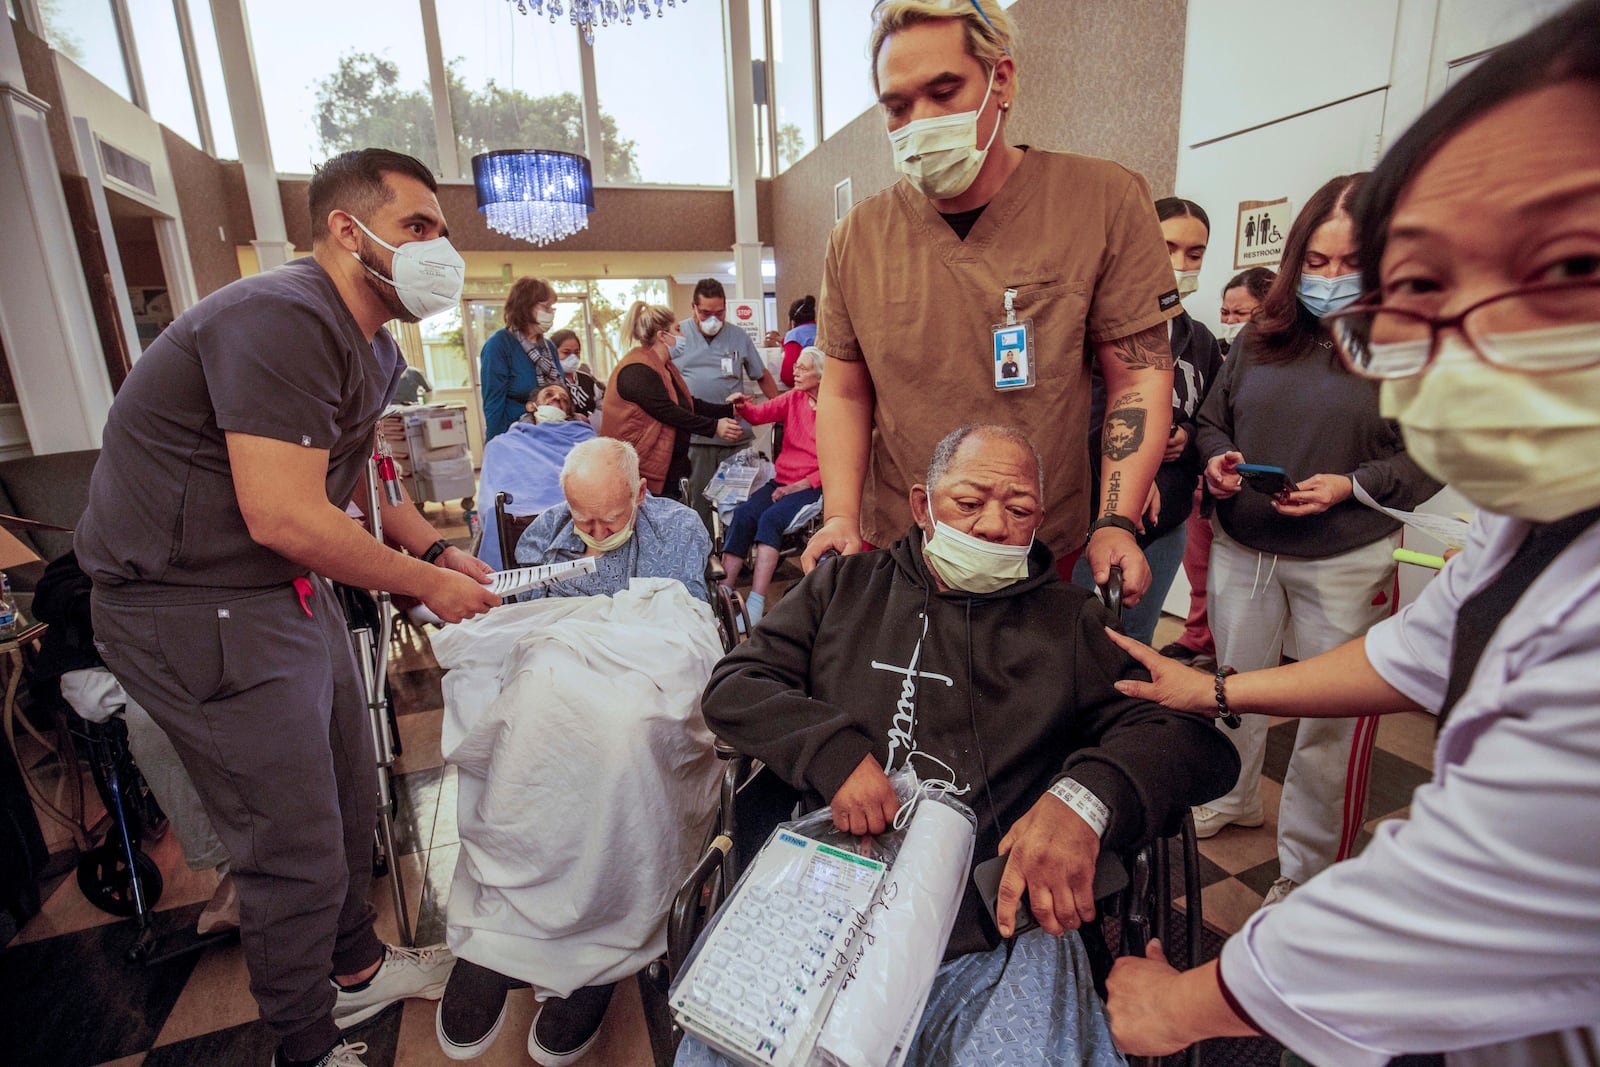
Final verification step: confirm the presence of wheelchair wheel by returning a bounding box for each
[77,842,163,916]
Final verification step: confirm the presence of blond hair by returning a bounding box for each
[621,300,677,348]
[868,0,1016,96]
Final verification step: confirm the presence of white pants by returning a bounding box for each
[1206,526,1398,884]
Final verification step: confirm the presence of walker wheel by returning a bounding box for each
[77,842,163,916]
[460,496,474,511]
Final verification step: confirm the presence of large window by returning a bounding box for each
[183,0,237,159]
[592,4,730,185]
[249,0,434,174]
[769,0,816,171]
[436,4,589,178]
[818,0,876,140]
[38,0,134,102]
[126,0,202,147]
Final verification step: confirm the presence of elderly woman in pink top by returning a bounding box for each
[720,346,824,624]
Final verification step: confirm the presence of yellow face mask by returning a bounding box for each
[574,505,637,553]
[1380,333,1600,523]
[921,520,1032,593]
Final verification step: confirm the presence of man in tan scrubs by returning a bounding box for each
[804,0,1179,603]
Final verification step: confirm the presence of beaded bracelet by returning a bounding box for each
[1214,666,1241,729]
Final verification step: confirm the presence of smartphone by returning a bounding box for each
[1235,463,1297,498]
[972,855,1039,937]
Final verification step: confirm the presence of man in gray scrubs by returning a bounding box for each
[75,149,500,1067]
[672,277,778,528]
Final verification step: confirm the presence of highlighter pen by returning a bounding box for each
[1393,547,1446,570]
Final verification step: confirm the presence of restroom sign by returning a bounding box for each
[1235,197,1290,270]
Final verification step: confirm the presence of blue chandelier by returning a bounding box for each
[505,0,683,45]
[471,150,596,246]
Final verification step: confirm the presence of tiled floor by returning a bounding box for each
[1,507,1440,1067]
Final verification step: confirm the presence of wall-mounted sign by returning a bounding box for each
[834,177,853,223]
[728,298,766,351]
[1234,197,1291,270]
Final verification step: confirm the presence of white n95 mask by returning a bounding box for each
[888,64,1002,201]
[921,519,1032,594]
[1380,330,1600,522]
[350,216,465,320]
[700,315,724,337]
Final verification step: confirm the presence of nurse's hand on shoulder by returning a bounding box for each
[830,755,898,836]
[1104,628,1215,716]
[997,792,1099,938]
[1273,473,1352,517]
[800,516,863,572]
[422,566,500,623]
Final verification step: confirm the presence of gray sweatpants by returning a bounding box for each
[1206,527,1397,885]
[93,577,382,1060]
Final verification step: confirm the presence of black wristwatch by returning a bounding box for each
[1085,515,1139,544]
[421,539,451,564]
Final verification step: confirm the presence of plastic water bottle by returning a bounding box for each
[465,508,480,539]
[0,573,17,639]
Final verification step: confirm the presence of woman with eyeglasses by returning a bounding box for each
[1184,174,1441,906]
[480,276,567,444]
[1105,3,1600,1062]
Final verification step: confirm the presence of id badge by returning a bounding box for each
[720,356,735,376]
[992,319,1035,391]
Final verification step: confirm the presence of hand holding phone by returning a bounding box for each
[1235,463,1297,501]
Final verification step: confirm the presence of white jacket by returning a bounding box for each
[432,579,724,996]
[1221,511,1600,1065]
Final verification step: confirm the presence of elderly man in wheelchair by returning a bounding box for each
[677,424,1238,1065]
[433,436,726,1064]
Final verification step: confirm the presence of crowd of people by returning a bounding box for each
[50,1,1600,1066]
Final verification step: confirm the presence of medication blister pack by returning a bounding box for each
[672,830,886,1066]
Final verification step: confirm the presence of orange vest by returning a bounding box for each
[601,344,695,495]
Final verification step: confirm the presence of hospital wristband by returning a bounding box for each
[1048,778,1110,839]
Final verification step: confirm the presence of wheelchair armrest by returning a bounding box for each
[668,833,732,971]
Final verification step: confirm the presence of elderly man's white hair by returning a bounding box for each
[559,437,641,494]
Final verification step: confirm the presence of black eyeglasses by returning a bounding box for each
[1326,279,1600,379]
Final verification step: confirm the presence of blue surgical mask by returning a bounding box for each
[1297,272,1362,318]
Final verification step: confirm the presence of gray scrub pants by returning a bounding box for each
[687,437,746,531]
[92,577,382,1061]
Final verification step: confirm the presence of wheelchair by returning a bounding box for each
[645,567,1208,1067]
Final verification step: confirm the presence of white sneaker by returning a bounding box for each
[1261,877,1299,907]
[1191,804,1264,839]
[273,1041,369,1067]
[333,944,455,1029]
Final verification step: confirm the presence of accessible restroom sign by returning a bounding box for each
[1234,197,1290,270]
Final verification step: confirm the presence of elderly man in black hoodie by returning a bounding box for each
[690,423,1237,1065]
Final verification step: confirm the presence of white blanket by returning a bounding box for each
[431,578,725,995]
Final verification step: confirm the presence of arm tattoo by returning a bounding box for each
[1105,323,1174,370]
[1104,470,1123,516]
[1102,393,1149,462]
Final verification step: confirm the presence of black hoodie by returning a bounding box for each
[701,527,1239,957]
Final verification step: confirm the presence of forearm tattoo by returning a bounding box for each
[1102,391,1148,462]
[1104,469,1124,516]
[1105,323,1174,370]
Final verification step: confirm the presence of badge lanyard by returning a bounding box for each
[992,287,1036,391]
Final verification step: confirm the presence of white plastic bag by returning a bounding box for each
[814,785,977,1067]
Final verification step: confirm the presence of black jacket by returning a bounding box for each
[701,528,1239,957]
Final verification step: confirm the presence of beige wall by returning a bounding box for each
[769,0,1187,313]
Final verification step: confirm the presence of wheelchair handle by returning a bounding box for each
[1098,564,1123,622]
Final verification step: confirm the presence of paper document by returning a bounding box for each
[488,556,598,597]
[1351,480,1471,549]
